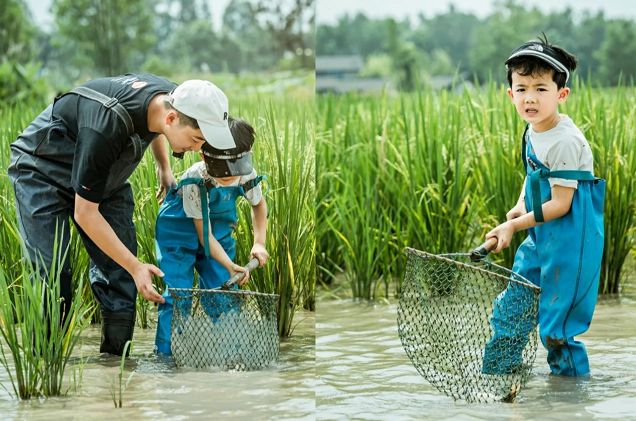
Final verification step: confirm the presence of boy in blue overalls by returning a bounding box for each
[154,116,269,356]
[482,36,605,376]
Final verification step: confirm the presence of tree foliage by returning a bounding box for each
[53,0,157,76]
[317,0,636,86]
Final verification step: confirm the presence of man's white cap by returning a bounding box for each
[166,80,236,149]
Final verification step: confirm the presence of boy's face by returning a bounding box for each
[507,70,570,132]
[197,153,240,185]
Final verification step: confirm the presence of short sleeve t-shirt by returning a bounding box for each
[528,117,594,189]
[53,74,177,202]
[179,161,263,219]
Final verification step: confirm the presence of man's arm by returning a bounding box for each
[151,135,177,204]
[74,194,165,303]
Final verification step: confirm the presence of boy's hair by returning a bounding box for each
[201,115,256,178]
[506,34,578,90]
[163,101,200,130]
[227,116,255,153]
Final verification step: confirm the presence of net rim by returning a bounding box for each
[404,247,542,294]
[169,287,280,299]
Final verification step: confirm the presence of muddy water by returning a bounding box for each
[316,295,636,420]
[0,310,315,420]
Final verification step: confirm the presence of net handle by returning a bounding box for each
[220,258,260,290]
[470,237,498,262]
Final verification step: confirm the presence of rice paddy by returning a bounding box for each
[317,79,636,299]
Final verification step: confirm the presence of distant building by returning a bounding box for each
[427,72,475,94]
[316,55,389,94]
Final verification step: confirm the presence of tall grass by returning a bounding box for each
[0,236,93,399]
[0,92,315,343]
[318,79,636,298]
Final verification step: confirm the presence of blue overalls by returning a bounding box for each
[154,174,266,355]
[483,126,605,376]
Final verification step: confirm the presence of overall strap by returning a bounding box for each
[521,123,531,174]
[176,177,211,257]
[241,174,270,218]
[240,174,269,195]
[529,168,596,223]
[70,87,135,136]
[69,87,143,161]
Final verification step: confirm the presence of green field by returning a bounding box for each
[317,80,636,299]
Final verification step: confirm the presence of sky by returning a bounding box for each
[24,0,231,31]
[316,0,636,24]
[24,0,636,29]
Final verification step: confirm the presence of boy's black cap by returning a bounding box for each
[201,136,253,178]
[505,42,571,82]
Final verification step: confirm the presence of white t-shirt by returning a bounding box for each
[179,161,263,220]
[527,117,594,189]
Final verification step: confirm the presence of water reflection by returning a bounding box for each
[0,310,315,421]
[316,297,636,420]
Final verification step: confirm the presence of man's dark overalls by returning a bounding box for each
[8,74,175,355]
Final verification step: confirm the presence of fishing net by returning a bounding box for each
[170,288,280,371]
[397,247,542,403]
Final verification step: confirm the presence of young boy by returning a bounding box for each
[482,36,605,376]
[154,116,269,356]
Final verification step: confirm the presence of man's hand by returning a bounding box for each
[250,243,269,268]
[486,221,515,254]
[155,167,177,205]
[131,263,166,303]
[506,201,528,221]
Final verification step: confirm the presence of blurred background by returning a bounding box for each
[2,0,315,101]
[316,0,636,93]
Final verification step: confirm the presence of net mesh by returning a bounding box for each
[397,247,542,403]
[170,288,279,371]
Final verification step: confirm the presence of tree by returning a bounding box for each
[0,0,36,63]
[386,18,418,91]
[53,0,156,76]
[596,20,636,86]
[249,0,315,69]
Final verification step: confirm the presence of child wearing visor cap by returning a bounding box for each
[481,35,605,377]
[153,116,269,356]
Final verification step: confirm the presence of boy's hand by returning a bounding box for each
[250,244,269,268]
[506,201,527,221]
[486,221,515,254]
[156,167,177,205]
[228,264,250,286]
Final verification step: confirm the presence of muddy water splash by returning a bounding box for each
[317,296,636,420]
[0,310,314,420]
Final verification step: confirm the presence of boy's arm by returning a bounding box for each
[192,218,248,284]
[487,184,575,253]
[250,198,269,268]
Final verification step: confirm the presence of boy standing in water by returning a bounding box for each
[154,116,269,356]
[482,36,605,376]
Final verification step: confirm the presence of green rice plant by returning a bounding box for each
[0,233,94,399]
[110,340,134,408]
[317,78,636,298]
[234,98,316,336]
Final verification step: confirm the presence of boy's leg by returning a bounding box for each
[483,235,540,374]
[537,254,601,376]
[536,182,604,376]
[74,183,138,355]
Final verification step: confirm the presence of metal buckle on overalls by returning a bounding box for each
[103,97,119,108]
[527,157,538,171]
